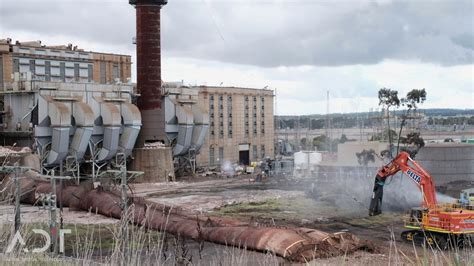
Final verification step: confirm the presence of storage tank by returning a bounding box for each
[293,151,308,170]
[309,152,322,170]
[293,151,322,178]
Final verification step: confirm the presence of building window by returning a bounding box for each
[113,63,119,81]
[227,95,233,138]
[219,147,224,164]
[13,59,19,73]
[209,94,215,137]
[45,61,51,81]
[0,57,3,89]
[244,96,249,137]
[60,62,65,82]
[88,64,93,82]
[209,147,215,166]
[74,63,80,81]
[252,96,257,137]
[253,145,258,160]
[261,145,265,159]
[100,61,106,84]
[218,94,224,138]
[29,59,35,74]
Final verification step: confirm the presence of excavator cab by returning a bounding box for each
[405,207,425,228]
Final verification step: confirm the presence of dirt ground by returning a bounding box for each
[0,174,471,265]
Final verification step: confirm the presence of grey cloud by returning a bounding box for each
[0,0,136,50]
[1,0,473,67]
[161,0,473,67]
[452,33,474,50]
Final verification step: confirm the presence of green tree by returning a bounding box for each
[370,129,398,141]
[313,135,328,151]
[339,134,349,143]
[428,117,434,125]
[396,89,426,155]
[356,149,376,167]
[378,88,401,153]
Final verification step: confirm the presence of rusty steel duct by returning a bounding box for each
[5,173,374,262]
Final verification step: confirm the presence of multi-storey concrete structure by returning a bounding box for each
[195,86,274,166]
[0,39,132,87]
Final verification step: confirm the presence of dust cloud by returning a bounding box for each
[303,166,456,216]
[221,160,236,176]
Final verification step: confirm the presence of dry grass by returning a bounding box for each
[0,218,473,265]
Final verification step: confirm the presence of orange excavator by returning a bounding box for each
[369,151,474,247]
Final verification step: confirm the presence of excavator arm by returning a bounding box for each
[369,151,438,216]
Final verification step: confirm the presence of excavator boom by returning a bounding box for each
[369,151,437,216]
[368,151,474,247]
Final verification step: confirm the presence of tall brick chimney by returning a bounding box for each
[130,0,167,145]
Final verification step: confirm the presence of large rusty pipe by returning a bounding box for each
[9,175,373,262]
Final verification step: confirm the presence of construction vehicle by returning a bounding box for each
[369,151,474,248]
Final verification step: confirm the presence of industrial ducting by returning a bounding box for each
[96,102,121,162]
[35,96,71,166]
[164,96,208,157]
[190,104,209,151]
[118,103,142,157]
[69,101,94,161]
[2,78,142,179]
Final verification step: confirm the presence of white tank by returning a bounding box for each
[309,152,322,171]
[293,151,308,170]
[309,152,322,165]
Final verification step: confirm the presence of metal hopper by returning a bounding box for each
[190,104,209,152]
[69,101,94,161]
[118,102,142,157]
[35,95,71,166]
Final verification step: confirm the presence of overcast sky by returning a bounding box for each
[1,0,473,115]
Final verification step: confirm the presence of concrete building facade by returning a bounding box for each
[194,86,275,167]
[0,39,132,88]
[416,143,474,185]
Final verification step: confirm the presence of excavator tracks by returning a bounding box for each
[401,230,473,250]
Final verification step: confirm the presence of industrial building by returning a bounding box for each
[0,39,132,86]
[194,86,275,167]
[0,0,275,178]
[0,39,142,180]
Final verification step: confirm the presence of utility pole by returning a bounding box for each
[14,163,21,233]
[95,162,143,262]
[0,164,31,233]
[50,170,58,255]
[59,162,64,229]
[325,91,332,152]
[38,171,73,255]
[120,164,129,259]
